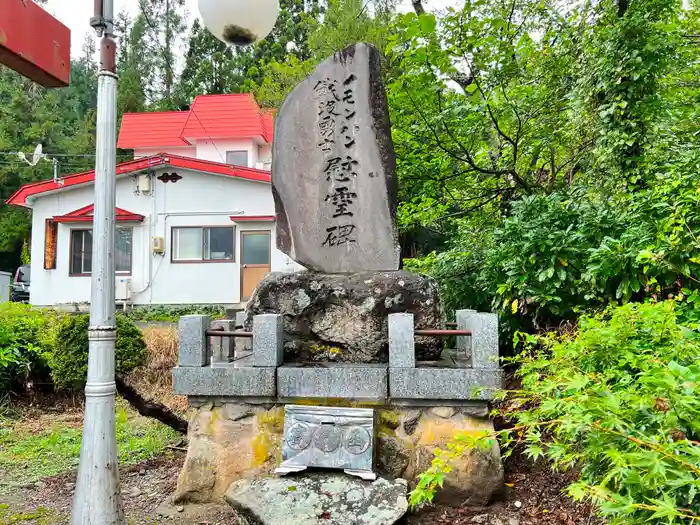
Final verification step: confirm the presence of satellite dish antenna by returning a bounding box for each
[17,144,45,166]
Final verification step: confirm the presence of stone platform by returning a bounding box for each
[174,402,503,507]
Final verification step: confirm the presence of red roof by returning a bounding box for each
[118,112,190,148]
[53,204,145,223]
[7,153,271,208]
[117,94,274,149]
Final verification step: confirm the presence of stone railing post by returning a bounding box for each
[455,309,475,356]
[388,313,415,368]
[178,315,210,367]
[456,310,499,369]
[253,314,284,367]
[210,319,235,366]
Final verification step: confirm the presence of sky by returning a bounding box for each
[43,0,461,58]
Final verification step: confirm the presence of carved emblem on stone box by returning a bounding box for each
[287,423,313,450]
[276,405,376,480]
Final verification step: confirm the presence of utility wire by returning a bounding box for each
[0,152,132,158]
[189,110,227,163]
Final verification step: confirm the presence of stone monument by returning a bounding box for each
[247,43,444,363]
[171,43,504,522]
[273,42,399,273]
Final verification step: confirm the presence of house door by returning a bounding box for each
[240,231,271,300]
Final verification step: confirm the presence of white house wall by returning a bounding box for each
[29,168,301,307]
[195,139,259,167]
[132,140,271,170]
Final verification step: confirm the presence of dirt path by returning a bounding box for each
[0,451,600,525]
[0,453,238,525]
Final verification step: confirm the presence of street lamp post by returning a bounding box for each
[71,1,121,524]
[70,1,279,523]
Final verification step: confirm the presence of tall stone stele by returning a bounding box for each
[273,42,400,273]
[249,42,444,363]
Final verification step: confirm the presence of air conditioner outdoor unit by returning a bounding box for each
[115,278,131,302]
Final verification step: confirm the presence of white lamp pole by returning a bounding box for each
[70,1,279,522]
[71,0,122,523]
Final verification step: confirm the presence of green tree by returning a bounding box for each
[137,0,187,108]
[174,19,239,106]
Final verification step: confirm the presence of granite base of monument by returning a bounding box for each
[174,402,503,507]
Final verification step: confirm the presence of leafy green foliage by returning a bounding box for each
[0,304,59,394]
[51,315,147,391]
[412,302,700,524]
[409,140,700,348]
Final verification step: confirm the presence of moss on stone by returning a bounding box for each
[207,407,220,435]
[379,410,400,430]
[251,407,285,467]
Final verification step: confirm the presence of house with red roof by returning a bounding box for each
[7,93,301,308]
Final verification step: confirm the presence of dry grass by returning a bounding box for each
[124,325,188,416]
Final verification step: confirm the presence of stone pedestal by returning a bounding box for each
[244,270,445,363]
[174,402,503,507]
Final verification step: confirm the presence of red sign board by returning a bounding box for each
[0,0,71,87]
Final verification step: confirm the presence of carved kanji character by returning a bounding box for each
[322,224,357,247]
[325,186,358,218]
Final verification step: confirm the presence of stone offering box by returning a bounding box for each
[172,310,502,404]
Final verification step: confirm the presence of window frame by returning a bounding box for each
[225,150,249,167]
[69,227,133,277]
[170,226,236,264]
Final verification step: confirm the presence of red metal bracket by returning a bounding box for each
[0,0,71,87]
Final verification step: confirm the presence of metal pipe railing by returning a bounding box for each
[206,330,253,338]
[415,329,472,336]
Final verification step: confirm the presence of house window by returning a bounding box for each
[172,227,234,262]
[70,228,132,275]
[226,150,248,167]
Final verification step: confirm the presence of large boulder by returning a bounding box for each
[225,473,408,525]
[244,270,445,362]
[175,403,503,507]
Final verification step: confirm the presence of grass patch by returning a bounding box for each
[0,400,181,490]
[0,505,63,525]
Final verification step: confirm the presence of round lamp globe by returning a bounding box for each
[198,0,280,46]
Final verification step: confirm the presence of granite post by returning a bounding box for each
[211,319,235,366]
[252,314,284,367]
[388,313,415,368]
[178,315,210,367]
[457,311,499,369]
[455,309,475,358]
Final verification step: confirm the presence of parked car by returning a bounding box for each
[11,264,30,302]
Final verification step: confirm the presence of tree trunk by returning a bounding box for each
[115,377,188,434]
[618,0,629,16]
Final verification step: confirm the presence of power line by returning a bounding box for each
[0,152,132,159]
[189,110,227,163]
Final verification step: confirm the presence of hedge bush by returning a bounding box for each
[122,304,227,323]
[0,303,59,394]
[51,314,147,391]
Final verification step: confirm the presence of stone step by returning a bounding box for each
[225,472,408,525]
